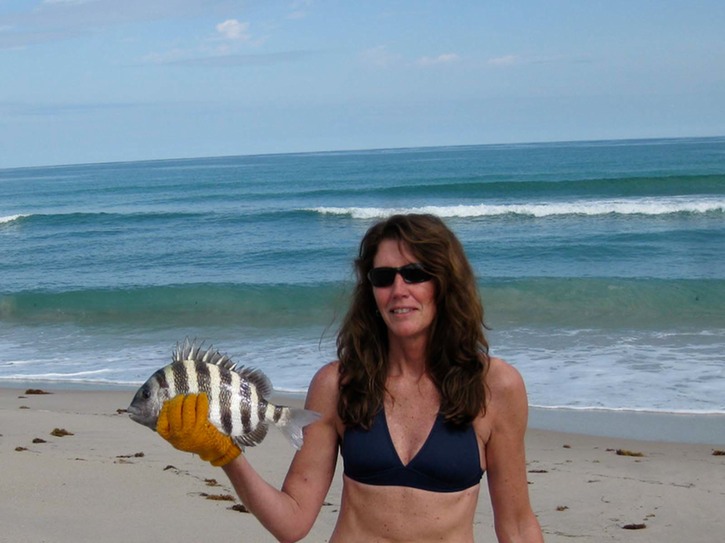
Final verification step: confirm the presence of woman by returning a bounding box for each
[158,214,543,542]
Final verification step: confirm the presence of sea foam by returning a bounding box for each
[311,197,724,219]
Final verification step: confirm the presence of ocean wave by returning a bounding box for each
[0,283,349,327]
[2,278,722,329]
[2,210,207,224]
[0,214,28,225]
[297,174,725,200]
[0,209,311,230]
[311,198,724,219]
[484,277,724,328]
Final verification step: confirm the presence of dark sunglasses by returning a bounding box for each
[367,263,433,288]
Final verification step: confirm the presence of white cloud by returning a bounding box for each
[416,53,460,67]
[216,19,251,42]
[487,54,520,67]
[141,17,269,64]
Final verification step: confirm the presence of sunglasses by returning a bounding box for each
[367,263,433,288]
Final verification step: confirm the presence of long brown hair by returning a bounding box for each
[337,214,489,428]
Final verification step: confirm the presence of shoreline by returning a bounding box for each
[529,406,725,445]
[1,387,723,542]
[2,381,723,445]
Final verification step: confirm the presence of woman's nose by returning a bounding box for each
[389,273,409,294]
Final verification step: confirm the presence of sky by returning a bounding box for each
[1,1,724,168]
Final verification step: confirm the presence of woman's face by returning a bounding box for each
[371,238,437,344]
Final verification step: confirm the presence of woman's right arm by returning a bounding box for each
[222,362,341,543]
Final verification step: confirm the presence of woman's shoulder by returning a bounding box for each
[304,361,344,435]
[485,356,525,391]
[311,360,341,385]
[306,361,341,404]
[482,356,529,417]
[474,356,530,443]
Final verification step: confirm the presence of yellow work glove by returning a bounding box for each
[156,393,241,467]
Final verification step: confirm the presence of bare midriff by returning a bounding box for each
[329,476,480,543]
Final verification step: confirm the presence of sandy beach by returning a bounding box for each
[1,386,723,543]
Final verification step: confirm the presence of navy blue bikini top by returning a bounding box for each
[341,408,484,493]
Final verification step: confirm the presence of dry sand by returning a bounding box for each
[1,387,723,542]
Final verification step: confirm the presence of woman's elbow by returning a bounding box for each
[268,513,316,543]
[275,526,312,543]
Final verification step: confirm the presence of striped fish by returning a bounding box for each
[128,339,320,450]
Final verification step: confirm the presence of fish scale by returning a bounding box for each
[128,338,320,450]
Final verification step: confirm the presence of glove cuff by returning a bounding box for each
[209,444,242,467]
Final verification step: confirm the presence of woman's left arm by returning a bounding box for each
[482,358,544,543]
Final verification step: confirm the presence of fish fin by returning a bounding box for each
[173,338,234,367]
[233,423,269,448]
[173,338,273,398]
[235,366,273,398]
[274,407,322,451]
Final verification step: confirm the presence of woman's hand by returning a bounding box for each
[156,393,242,467]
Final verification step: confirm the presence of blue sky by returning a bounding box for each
[1,1,723,168]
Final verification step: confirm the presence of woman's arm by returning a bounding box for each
[222,362,341,543]
[483,358,544,543]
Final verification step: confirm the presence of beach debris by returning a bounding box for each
[556,505,569,512]
[528,469,548,473]
[712,449,725,456]
[562,444,571,449]
[205,478,221,487]
[615,448,644,457]
[25,389,52,395]
[201,493,235,502]
[116,452,145,459]
[32,438,47,444]
[116,408,128,414]
[622,523,647,530]
[19,405,30,409]
[50,428,74,437]
[229,504,250,513]
[15,446,29,452]
[163,465,179,471]
[128,338,320,451]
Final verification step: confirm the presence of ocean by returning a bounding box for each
[1,137,724,417]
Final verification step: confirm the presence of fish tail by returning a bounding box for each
[269,405,321,450]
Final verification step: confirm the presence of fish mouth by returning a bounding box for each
[127,404,142,422]
[126,404,158,430]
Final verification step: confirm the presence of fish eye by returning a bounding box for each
[142,387,151,400]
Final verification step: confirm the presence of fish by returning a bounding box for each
[128,339,320,450]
